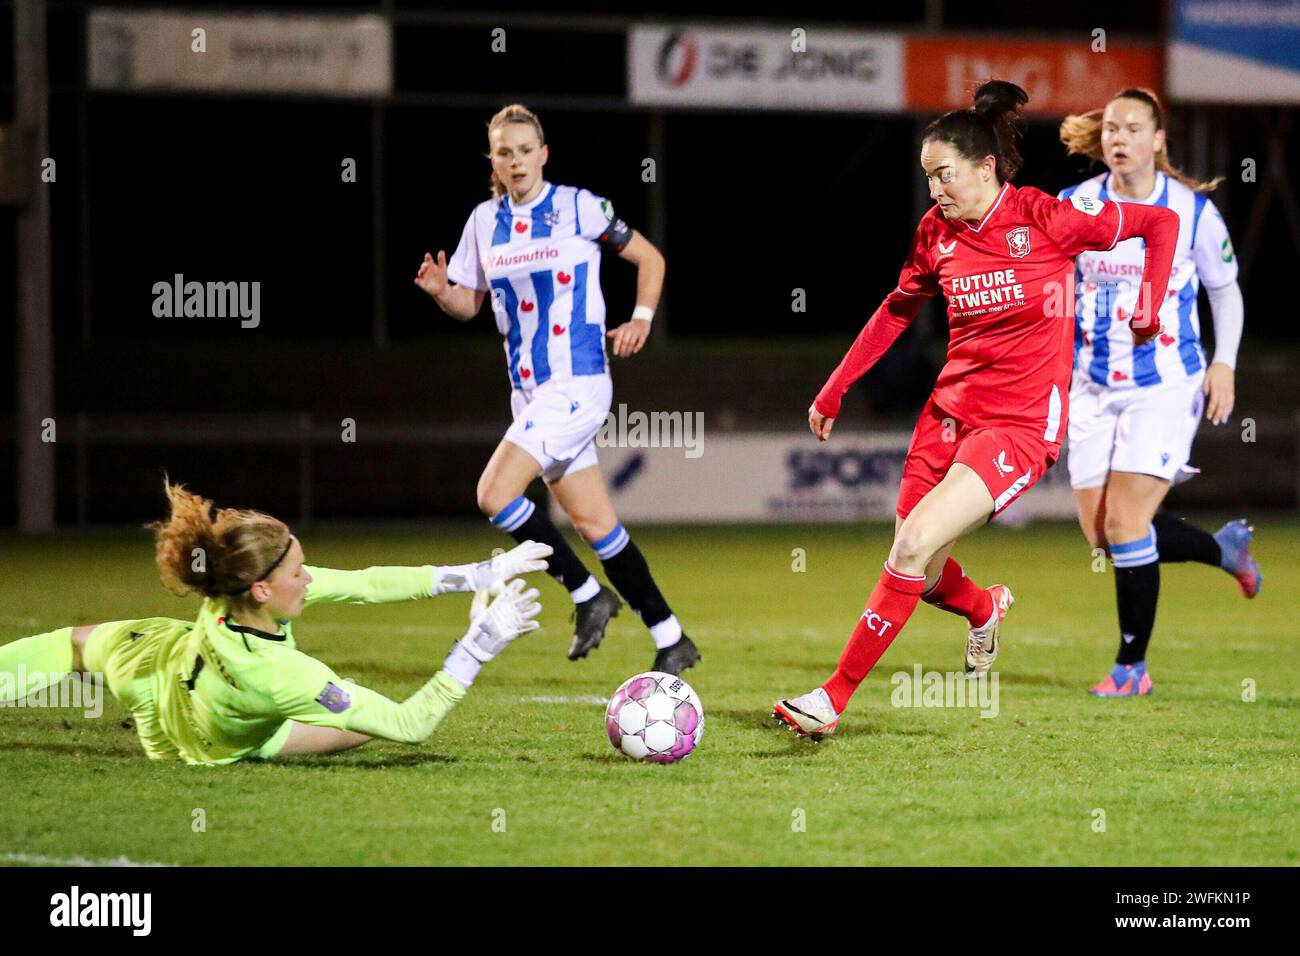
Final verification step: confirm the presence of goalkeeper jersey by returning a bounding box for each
[144,565,466,765]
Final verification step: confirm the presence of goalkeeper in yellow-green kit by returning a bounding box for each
[0,481,551,765]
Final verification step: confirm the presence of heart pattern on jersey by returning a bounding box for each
[520,300,535,312]
[553,324,566,335]
[1116,306,1130,323]
[1112,370,1128,382]
[520,368,531,379]
[557,271,571,285]
[514,221,527,233]
[1159,333,1176,346]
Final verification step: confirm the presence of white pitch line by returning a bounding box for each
[518,695,608,706]
[0,851,174,868]
[307,624,456,636]
[0,618,43,629]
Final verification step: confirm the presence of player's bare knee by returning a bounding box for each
[1102,510,1146,545]
[1101,512,1124,543]
[475,478,510,518]
[890,525,936,572]
[574,516,613,544]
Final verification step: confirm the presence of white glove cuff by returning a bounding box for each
[432,562,486,596]
[443,643,484,688]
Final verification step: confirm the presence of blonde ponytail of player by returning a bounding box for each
[1058,107,1106,163]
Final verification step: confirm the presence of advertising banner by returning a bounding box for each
[89,10,392,95]
[590,432,1077,524]
[905,37,1162,116]
[628,25,904,111]
[1168,0,1300,102]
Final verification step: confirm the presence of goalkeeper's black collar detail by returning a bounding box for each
[225,620,287,645]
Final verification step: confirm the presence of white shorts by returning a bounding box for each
[505,375,612,483]
[1066,372,1205,489]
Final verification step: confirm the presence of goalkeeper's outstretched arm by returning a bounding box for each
[263,579,542,756]
[302,541,552,606]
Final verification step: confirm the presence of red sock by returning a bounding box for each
[921,558,993,628]
[822,563,927,712]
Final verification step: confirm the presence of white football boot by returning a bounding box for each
[964,584,1014,675]
[772,687,841,742]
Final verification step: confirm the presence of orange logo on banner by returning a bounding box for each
[905,38,1162,116]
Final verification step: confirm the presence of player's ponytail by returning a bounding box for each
[923,80,1029,183]
[150,480,292,600]
[485,104,546,199]
[1058,107,1106,164]
[973,80,1029,181]
[1060,88,1223,194]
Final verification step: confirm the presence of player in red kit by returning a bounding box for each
[773,81,1180,739]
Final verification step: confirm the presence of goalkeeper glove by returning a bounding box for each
[432,541,553,595]
[442,579,542,687]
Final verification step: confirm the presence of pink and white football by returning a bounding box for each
[604,671,704,764]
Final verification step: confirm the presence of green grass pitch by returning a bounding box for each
[1,520,1296,866]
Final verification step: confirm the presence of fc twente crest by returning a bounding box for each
[1006,226,1031,258]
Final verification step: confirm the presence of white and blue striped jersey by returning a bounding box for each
[447,181,613,390]
[1059,172,1238,389]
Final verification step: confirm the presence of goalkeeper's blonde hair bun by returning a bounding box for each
[149,479,291,599]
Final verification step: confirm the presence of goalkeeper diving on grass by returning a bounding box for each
[0,481,550,765]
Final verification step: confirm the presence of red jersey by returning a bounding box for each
[815,183,1178,445]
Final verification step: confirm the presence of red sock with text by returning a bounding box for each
[822,563,927,712]
[921,557,994,628]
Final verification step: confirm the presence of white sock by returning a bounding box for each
[649,615,682,650]
[570,576,600,604]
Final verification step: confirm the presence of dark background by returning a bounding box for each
[3,0,1298,525]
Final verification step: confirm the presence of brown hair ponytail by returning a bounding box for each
[1060,88,1223,193]
[923,80,1029,183]
[149,480,291,599]
[485,104,545,199]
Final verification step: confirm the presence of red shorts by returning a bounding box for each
[896,397,1059,520]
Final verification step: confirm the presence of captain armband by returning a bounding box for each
[597,218,633,254]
